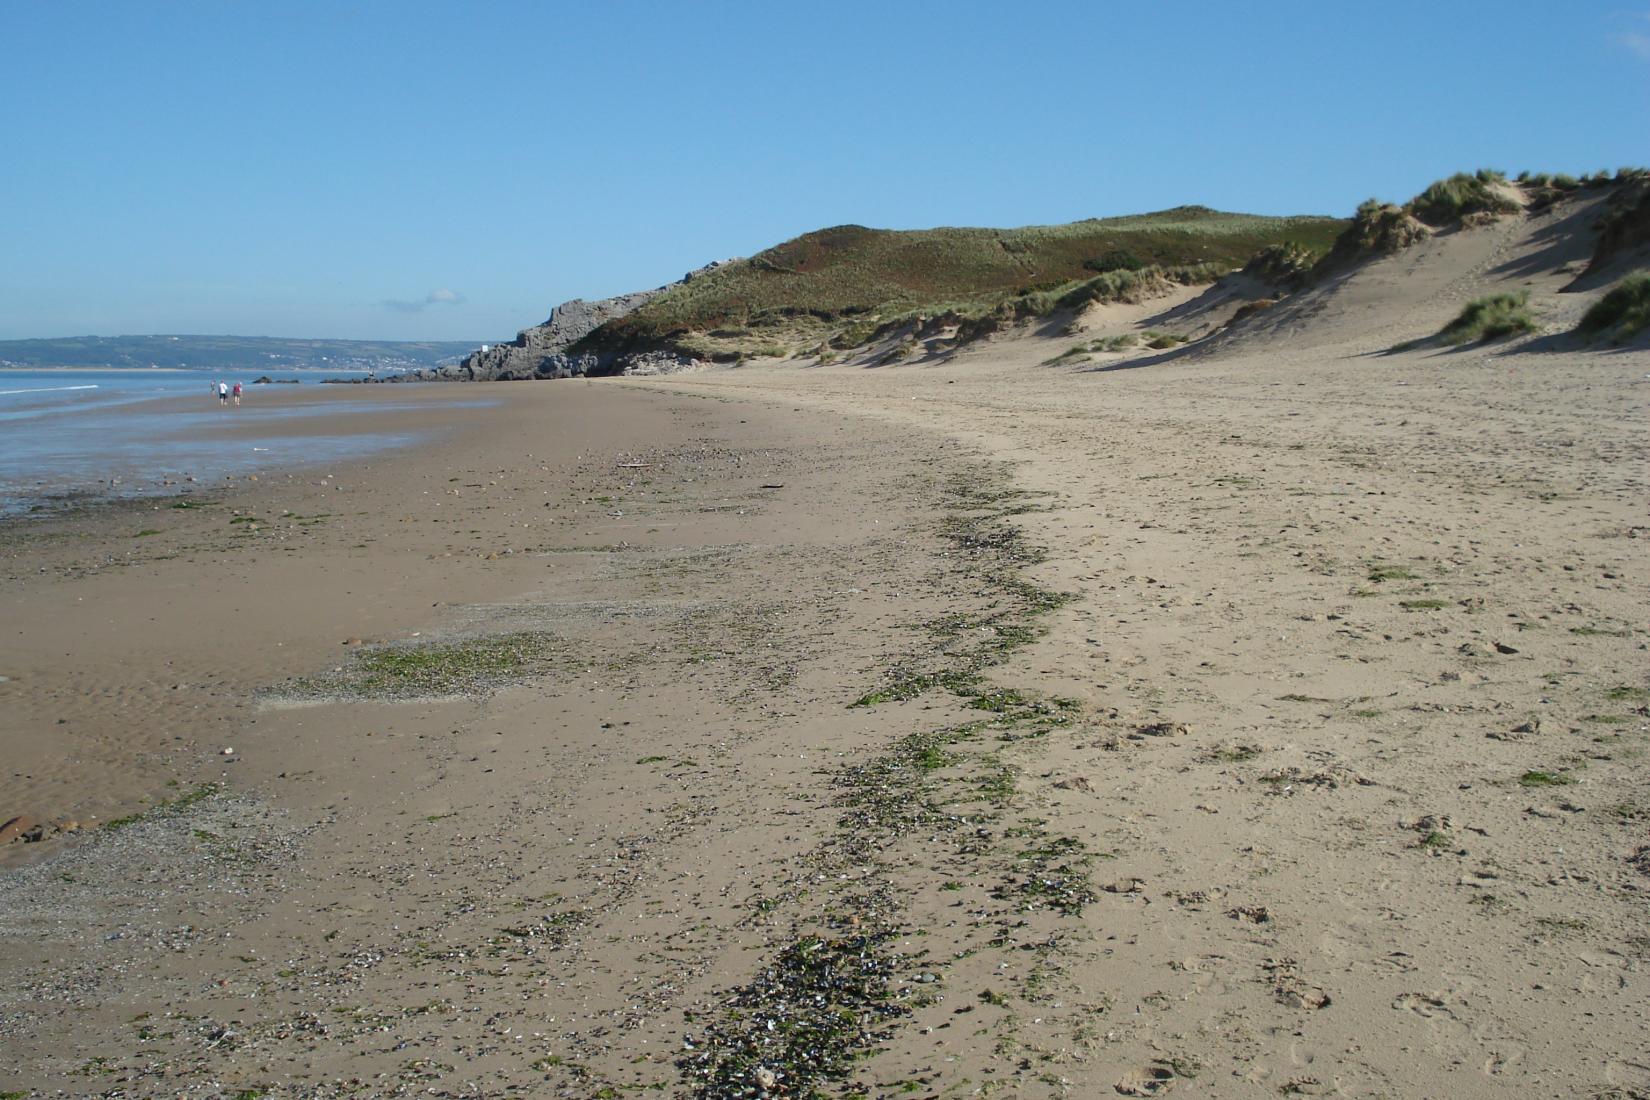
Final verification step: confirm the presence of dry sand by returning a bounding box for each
[2,213,1647,1098]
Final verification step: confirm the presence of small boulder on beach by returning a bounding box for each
[0,815,38,844]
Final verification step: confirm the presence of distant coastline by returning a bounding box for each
[1,366,194,373]
[0,334,480,373]
[0,365,361,374]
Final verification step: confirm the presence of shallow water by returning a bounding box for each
[0,368,450,515]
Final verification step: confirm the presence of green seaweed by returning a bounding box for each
[103,783,219,831]
[285,631,564,699]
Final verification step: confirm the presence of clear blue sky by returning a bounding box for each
[3,0,1646,342]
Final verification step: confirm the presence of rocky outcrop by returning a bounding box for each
[458,291,661,380]
[398,259,737,383]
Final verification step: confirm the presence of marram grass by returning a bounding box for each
[1578,273,1650,343]
[1437,293,1536,345]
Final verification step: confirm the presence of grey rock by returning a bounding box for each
[438,259,737,384]
[615,350,703,376]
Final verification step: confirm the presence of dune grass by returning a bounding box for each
[1010,261,1227,317]
[1041,344,1093,366]
[1319,200,1429,266]
[1244,241,1319,287]
[1320,167,1566,271]
[1511,168,1648,187]
[1042,332,1149,364]
[1408,172,1521,226]
[1437,293,1537,345]
[1578,274,1650,343]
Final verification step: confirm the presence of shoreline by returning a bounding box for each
[0,382,503,519]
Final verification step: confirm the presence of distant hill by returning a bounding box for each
[572,206,1347,363]
[0,335,479,371]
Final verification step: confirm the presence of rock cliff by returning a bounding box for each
[389,260,736,382]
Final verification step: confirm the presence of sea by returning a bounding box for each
[0,367,433,516]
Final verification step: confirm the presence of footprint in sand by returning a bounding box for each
[1392,991,1453,1019]
[1393,991,1474,1054]
[1115,1063,1176,1095]
[1268,961,1332,1010]
[1172,953,1230,994]
[1276,980,1332,1010]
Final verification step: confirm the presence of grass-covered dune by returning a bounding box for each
[574,206,1346,361]
[1579,273,1650,343]
[1437,293,1537,345]
[1317,168,1650,275]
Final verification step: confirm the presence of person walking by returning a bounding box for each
[217,381,229,406]
[232,381,242,406]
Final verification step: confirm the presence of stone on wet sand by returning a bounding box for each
[0,815,38,845]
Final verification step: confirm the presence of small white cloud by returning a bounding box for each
[381,288,466,312]
[1614,9,1650,60]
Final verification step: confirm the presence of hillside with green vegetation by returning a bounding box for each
[0,334,478,372]
[573,207,1346,362]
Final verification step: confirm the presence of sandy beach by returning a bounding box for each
[2,200,1649,1099]
[8,4,1648,1095]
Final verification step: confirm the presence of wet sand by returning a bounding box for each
[0,377,458,516]
[2,334,1647,1098]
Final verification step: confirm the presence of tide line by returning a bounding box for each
[0,384,101,396]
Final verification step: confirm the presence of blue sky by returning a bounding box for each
[3,0,1646,342]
